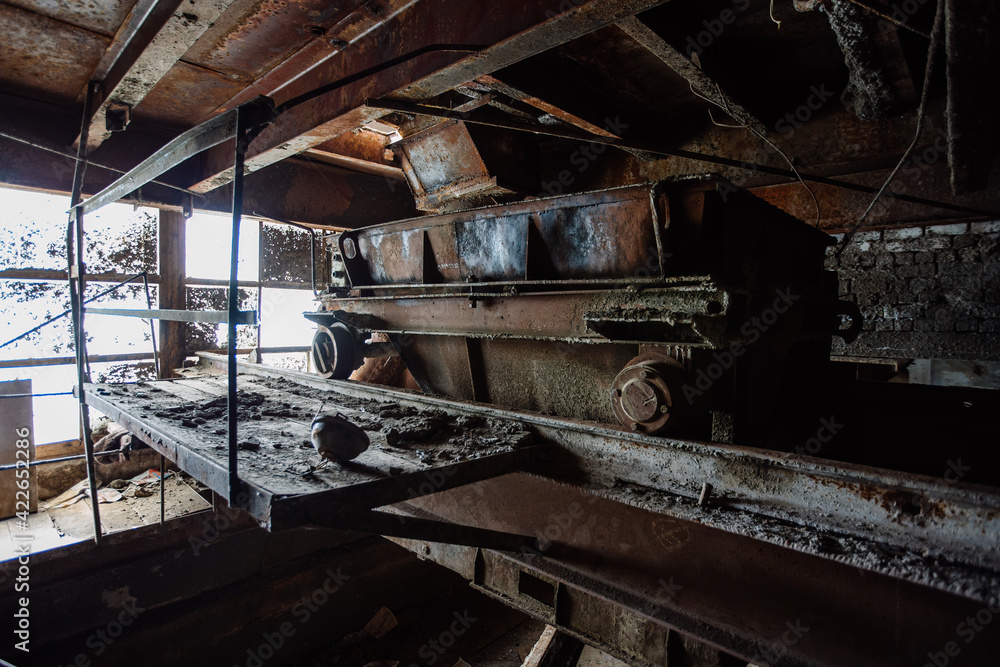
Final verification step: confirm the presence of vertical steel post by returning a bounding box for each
[159,453,166,525]
[69,81,103,544]
[142,271,161,379]
[227,107,248,506]
[256,219,264,357]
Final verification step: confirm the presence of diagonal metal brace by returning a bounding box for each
[268,445,545,530]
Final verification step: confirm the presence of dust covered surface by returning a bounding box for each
[602,480,1000,606]
[89,374,533,499]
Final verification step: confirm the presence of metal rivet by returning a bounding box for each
[630,422,638,431]
[660,405,669,414]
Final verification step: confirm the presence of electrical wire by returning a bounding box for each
[836,0,945,256]
[0,129,205,199]
[688,81,822,227]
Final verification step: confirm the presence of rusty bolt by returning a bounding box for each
[639,370,649,379]
[630,422,638,431]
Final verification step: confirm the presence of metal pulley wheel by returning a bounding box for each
[610,353,688,435]
[311,322,358,379]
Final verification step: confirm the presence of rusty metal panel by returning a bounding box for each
[356,227,426,285]
[183,0,367,82]
[133,60,247,127]
[474,339,637,424]
[341,184,664,287]
[394,121,497,210]
[4,0,138,36]
[455,214,529,281]
[0,4,109,105]
[312,285,731,346]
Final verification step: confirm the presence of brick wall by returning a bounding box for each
[826,221,1000,361]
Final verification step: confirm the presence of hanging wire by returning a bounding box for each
[836,0,945,256]
[687,81,822,227]
[0,129,205,199]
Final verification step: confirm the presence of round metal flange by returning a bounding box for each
[610,353,688,435]
[311,322,358,379]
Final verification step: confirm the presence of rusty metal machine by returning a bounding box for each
[307,178,861,447]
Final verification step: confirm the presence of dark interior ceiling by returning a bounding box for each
[0,0,997,231]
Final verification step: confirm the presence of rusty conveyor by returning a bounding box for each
[80,354,1000,578]
[76,356,1000,665]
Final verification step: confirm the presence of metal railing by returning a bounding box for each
[62,88,269,543]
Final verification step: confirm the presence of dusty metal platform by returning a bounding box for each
[81,367,544,545]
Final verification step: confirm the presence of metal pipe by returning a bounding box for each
[142,272,161,379]
[69,80,104,545]
[0,447,130,472]
[227,108,249,507]
[160,453,166,524]
[0,392,74,400]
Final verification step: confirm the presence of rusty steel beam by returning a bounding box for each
[0,92,416,226]
[76,0,241,152]
[390,474,1000,667]
[188,0,674,193]
[615,16,766,134]
[476,74,619,138]
[303,147,405,180]
[309,286,732,346]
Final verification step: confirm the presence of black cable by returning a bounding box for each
[836,0,945,256]
[0,129,205,199]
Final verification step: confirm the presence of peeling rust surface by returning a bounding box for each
[132,60,247,127]
[185,0,367,81]
[0,3,109,104]
[4,0,138,37]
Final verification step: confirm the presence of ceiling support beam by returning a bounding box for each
[615,15,766,134]
[187,0,673,194]
[76,0,239,153]
[475,75,620,138]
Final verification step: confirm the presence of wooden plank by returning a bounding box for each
[159,208,186,378]
[0,380,35,518]
[154,379,226,403]
[37,440,83,460]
